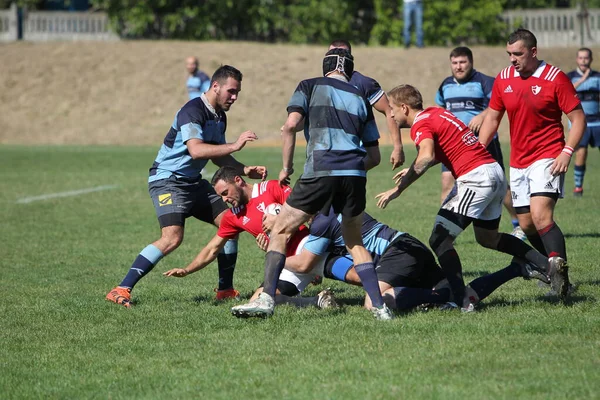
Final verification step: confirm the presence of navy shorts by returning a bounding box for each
[286,176,366,218]
[578,125,600,148]
[148,175,228,228]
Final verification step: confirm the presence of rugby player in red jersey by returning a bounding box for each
[375,84,566,311]
[478,29,586,299]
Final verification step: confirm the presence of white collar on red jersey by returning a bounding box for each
[513,61,546,78]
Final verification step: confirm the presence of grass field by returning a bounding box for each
[1,144,599,399]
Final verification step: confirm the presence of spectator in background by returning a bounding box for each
[403,0,424,49]
[186,56,211,100]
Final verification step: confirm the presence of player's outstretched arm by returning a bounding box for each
[211,156,267,181]
[163,235,228,277]
[551,105,587,176]
[478,108,503,147]
[373,94,405,168]
[186,131,258,160]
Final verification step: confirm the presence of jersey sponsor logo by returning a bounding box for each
[531,85,542,95]
[415,131,423,143]
[504,85,513,93]
[461,130,479,146]
[242,216,251,225]
[511,191,518,200]
[158,193,172,206]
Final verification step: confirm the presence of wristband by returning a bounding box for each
[283,167,293,173]
[561,145,574,157]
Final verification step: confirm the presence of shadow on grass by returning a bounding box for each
[564,232,600,239]
[479,294,593,309]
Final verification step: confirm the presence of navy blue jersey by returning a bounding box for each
[287,76,380,178]
[435,70,494,129]
[350,71,384,106]
[304,211,403,265]
[149,96,227,183]
[567,69,600,126]
[187,70,211,100]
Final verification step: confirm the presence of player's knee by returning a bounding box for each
[474,233,497,249]
[429,227,454,257]
[158,231,183,253]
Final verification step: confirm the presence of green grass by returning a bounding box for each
[1,144,599,400]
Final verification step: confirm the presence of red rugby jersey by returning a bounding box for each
[411,107,495,179]
[217,180,308,256]
[488,62,581,168]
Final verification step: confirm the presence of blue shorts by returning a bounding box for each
[578,125,600,148]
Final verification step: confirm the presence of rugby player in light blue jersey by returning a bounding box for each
[186,56,211,100]
[106,65,267,308]
[329,39,405,169]
[436,46,524,240]
[567,48,600,197]
[232,48,394,320]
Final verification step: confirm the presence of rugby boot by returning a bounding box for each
[214,288,240,301]
[547,256,570,300]
[231,292,275,318]
[573,187,583,197]
[316,288,338,309]
[371,303,394,320]
[519,260,550,284]
[106,286,132,308]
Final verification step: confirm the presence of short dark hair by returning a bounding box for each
[329,39,352,53]
[211,65,243,86]
[508,28,537,49]
[387,84,423,110]
[449,46,473,63]
[578,47,593,59]
[210,165,242,186]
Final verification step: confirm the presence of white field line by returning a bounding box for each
[17,185,118,204]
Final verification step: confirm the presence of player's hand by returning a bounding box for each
[279,168,293,186]
[233,131,258,151]
[244,165,268,180]
[550,152,572,176]
[392,168,410,185]
[163,268,189,277]
[468,114,485,134]
[375,187,401,209]
[262,213,277,235]
[255,233,270,252]
[390,145,405,169]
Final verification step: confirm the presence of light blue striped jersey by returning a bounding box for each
[304,211,404,265]
[187,69,211,100]
[350,71,385,106]
[435,70,494,129]
[567,69,600,125]
[149,95,227,183]
[287,76,380,178]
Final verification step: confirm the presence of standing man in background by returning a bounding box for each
[567,48,600,197]
[403,0,424,49]
[186,56,211,100]
[436,46,524,240]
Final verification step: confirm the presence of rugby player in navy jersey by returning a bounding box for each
[328,40,405,169]
[231,48,394,320]
[106,65,267,308]
[567,48,600,197]
[185,56,211,100]
[436,47,524,240]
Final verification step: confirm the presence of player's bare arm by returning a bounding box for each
[573,68,591,89]
[478,108,504,147]
[468,108,489,134]
[373,95,404,168]
[284,250,322,274]
[279,112,303,185]
[364,144,381,171]
[185,130,258,160]
[551,105,587,176]
[163,234,228,277]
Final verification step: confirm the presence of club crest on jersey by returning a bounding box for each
[256,202,266,213]
[461,131,479,146]
[531,85,542,95]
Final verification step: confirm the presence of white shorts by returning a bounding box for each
[441,162,507,220]
[510,158,564,208]
[278,235,327,293]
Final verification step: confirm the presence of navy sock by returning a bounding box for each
[119,244,164,289]
[217,239,237,290]
[355,262,384,308]
[574,164,585,188]
[394,287,449,310]
[496,233,548,272]
[525,232,548,257]
[539,223,567,261]
[468,262,520,302]
[263,251,286,297]
[512,219,520,229]
[437,249,465,306]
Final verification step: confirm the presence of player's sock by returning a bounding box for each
[539,222,567,261]
[217,239,237,290]
[437,249,466,306]
[263,251,286,297]
[275,295,317,308]
[355,262,384,308]
[525,232,548,257]
[324,256,353,282]
[393,287,449,310]
[512,219,520,229]
[119,244,164,289]
[574,164,586,189]
[496,233,548,272]
[468,262,521,302]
